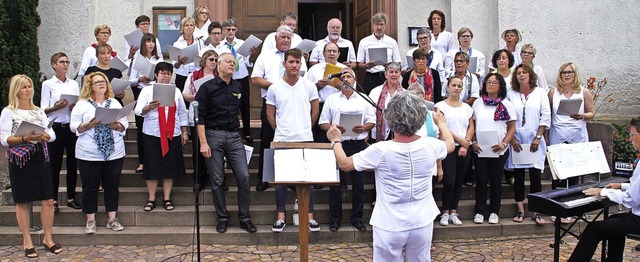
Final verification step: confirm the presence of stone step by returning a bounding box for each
[0,217,557,246]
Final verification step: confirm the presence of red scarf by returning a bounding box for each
[158,104,176,157]
[375,81,403,141]
[188,69,218,95]
[409,69,433,102]
[92,43,117,57]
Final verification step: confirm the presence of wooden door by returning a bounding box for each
[353,0,374,90]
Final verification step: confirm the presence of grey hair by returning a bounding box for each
[221,18,237,28]
[385,62,402,73]
[417,28,431,37]
[384,92,427,136]
[276,25,293,36]
[407,83,425,96]
[521,43,537,55]
[371,12,388,24]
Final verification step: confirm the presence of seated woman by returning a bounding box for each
[328,91,454,261]
[70,72,128,234]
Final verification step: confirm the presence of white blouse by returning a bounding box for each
[505,88,550,170]
[70,98,128,161]
[134,84,188,137]
[0,108,56,146]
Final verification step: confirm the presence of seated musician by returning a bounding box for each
[568,116,640,261]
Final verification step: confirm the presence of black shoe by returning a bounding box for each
[352,221,367,231]
[53,203,59,213]
[240,220,257,233]
[216,220,228,233]
[67,200,82,209]
[256,182,269,191]
[329,221,340,232]
[313,185,323,189]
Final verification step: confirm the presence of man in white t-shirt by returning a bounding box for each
[309,18,356,68]
[265,48,320,233]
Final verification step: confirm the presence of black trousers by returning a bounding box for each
[441,146,472,210]
[329,139,367,223]
[312,102,329,143]
[78,158,124,214]
[237,76,251,137]
[513,168,542,202]
[49,124,78,201]
[257,99,275,183]
[568,212,640,262]
[364,72,386,95]
[190,126,208,186]
[132,86,145,165]
[474,153,508,214]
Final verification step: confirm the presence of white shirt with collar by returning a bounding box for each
[318,90,375,141]
[200,42,229,57]
[40,75,80,123]
[405,47,445,84]
[172,36,203,76]
[220,37,254,79]
[70,98,128,161]
[128,55,163,86]
[305,61,345,103]
[430,31,455,64]
[356,34,401,73]
[123,37,162,64]
[251,49,308,98]
[193,20,211,40]
[601,166,640,216]
[309,36,357,63]
[134,84,188,137]
[266,77,319,142]
[261,32,302,52]
[445,47,486,78]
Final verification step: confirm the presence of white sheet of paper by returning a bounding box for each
[59,94,79,105]
[468,56,478,74]
[303,149,338,182]
[94,107,119,123]
[110,56,129,72]
[194,75,214,91]
[406,55,415,69]
[547,141,610,179]
[511,144,538,165]
[476,130,500,158]
[117,101,137,120]
[236,35,262,57]
[14,121,45,137]
[244,145,253,165]
[165,45,181,62]
[557,99,582,116]
[133,53,156,80]
[152,84,176,107]
[339,113,363,137]
[273,149,305,182]
[110,78,131,94]
[368,47,388,65]
[124,29,143,49]
[295,39,317,54]
[193,55,202,68]
[165,44,199,64]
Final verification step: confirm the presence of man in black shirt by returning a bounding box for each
[195,53,256,233]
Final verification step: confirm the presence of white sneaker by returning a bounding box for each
[449,213,463,225]
[488,213,500,224]
[272,219,286,232]
[308,219,321,232]
[473,213,484,224]
[106,218,124,231]
[85,219,96,234]
[439,213,449,226]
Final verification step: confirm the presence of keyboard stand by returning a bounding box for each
[550,207,609,262]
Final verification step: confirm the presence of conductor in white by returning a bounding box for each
[328,91,454,261]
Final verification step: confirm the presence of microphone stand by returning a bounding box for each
[339,77,383,112]
[192,107,201,262]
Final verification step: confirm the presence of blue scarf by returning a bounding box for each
[89,99,115,160]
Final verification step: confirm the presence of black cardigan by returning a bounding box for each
[401,69,442,103]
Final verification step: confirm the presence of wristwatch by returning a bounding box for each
[331,141,342,148]
[535,135,542,140]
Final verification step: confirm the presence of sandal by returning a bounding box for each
[135,165,144,173]
[43,243,62,254]
[532,213,546,226]
[163,199,174,211]
[24,247,37,258]
[143,200,156,212]
[512,211,525,223]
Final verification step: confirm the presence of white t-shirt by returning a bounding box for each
[261,32,303,52]
[266,78,319,142]
[40,75,80,124]
[472,98,516,154]
[318,91,376,141]
[305,62,345,103]
[134,84,188,137]
[70,98,128,161]
[356,34,401,73]
[251,49,309,98]
[193,20,211,40]
[430,31,455,63]
[442,70,480,102]
[352,137,446,231]
[434,101,473,145]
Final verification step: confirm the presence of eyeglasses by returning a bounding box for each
[328,26,342,30]
[221,59,236,65]
[454,59,466,64]
[324,49,339,53]
[92,80,107,85]
[200,12,209,15]
[561,70,575,75]
[57,60,70,64]
[521,51,535,56]
[418,36,430,41]
[210,32,222,35]
[98,31,111,35]
[486,81,500,85]
[207,57,217,62]
[226,28,237,32]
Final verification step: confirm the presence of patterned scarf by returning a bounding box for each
[89,99,115,160]
[481,95,511,121]
[409,69,433,102]
[6,109,50,167]
[375,82,403,141]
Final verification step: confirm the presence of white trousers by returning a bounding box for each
[372,223,433,262]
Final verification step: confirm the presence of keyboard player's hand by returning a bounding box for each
[605,183,622,189]
[582,188,602,196]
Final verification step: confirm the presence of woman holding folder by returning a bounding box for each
[134,62,188,212]
[70,72,128,234]
[84,43,124,105]
[1,75,60,258]
[173,17,201,93]
[401,48,442,104]
[470,73,516,225]
[505,64,550,224]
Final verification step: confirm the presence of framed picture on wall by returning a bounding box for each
[408,27,421,46]
[153,6,187,58]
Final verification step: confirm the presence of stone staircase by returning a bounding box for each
[0,120,555,246]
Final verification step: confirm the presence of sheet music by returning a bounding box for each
[133,53,156,80]
[303,149,338,182]
[14,121,45,137]
[337,47,348,63]
[110,56,129,72]
[110,78,131,94]
[476,130,500,158]
[272,148,339,182]
[124,29,143,49]
[368,47,387,65]
[295,39,317,54]
[511,144,538,165]
[273,149,305,182]
[58,94,79,115]
[152,84,176,107]
[468,56,478,74]
[406,55,415,69]
[193,75,214,90]
[339,113,363,137]
[244,145,253,165]
[236,35,262,57]
[323,63,341,78]
[546,141,610,180]
[94,101,136,123]
[557,99,582,116]
[165,44,199,64]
